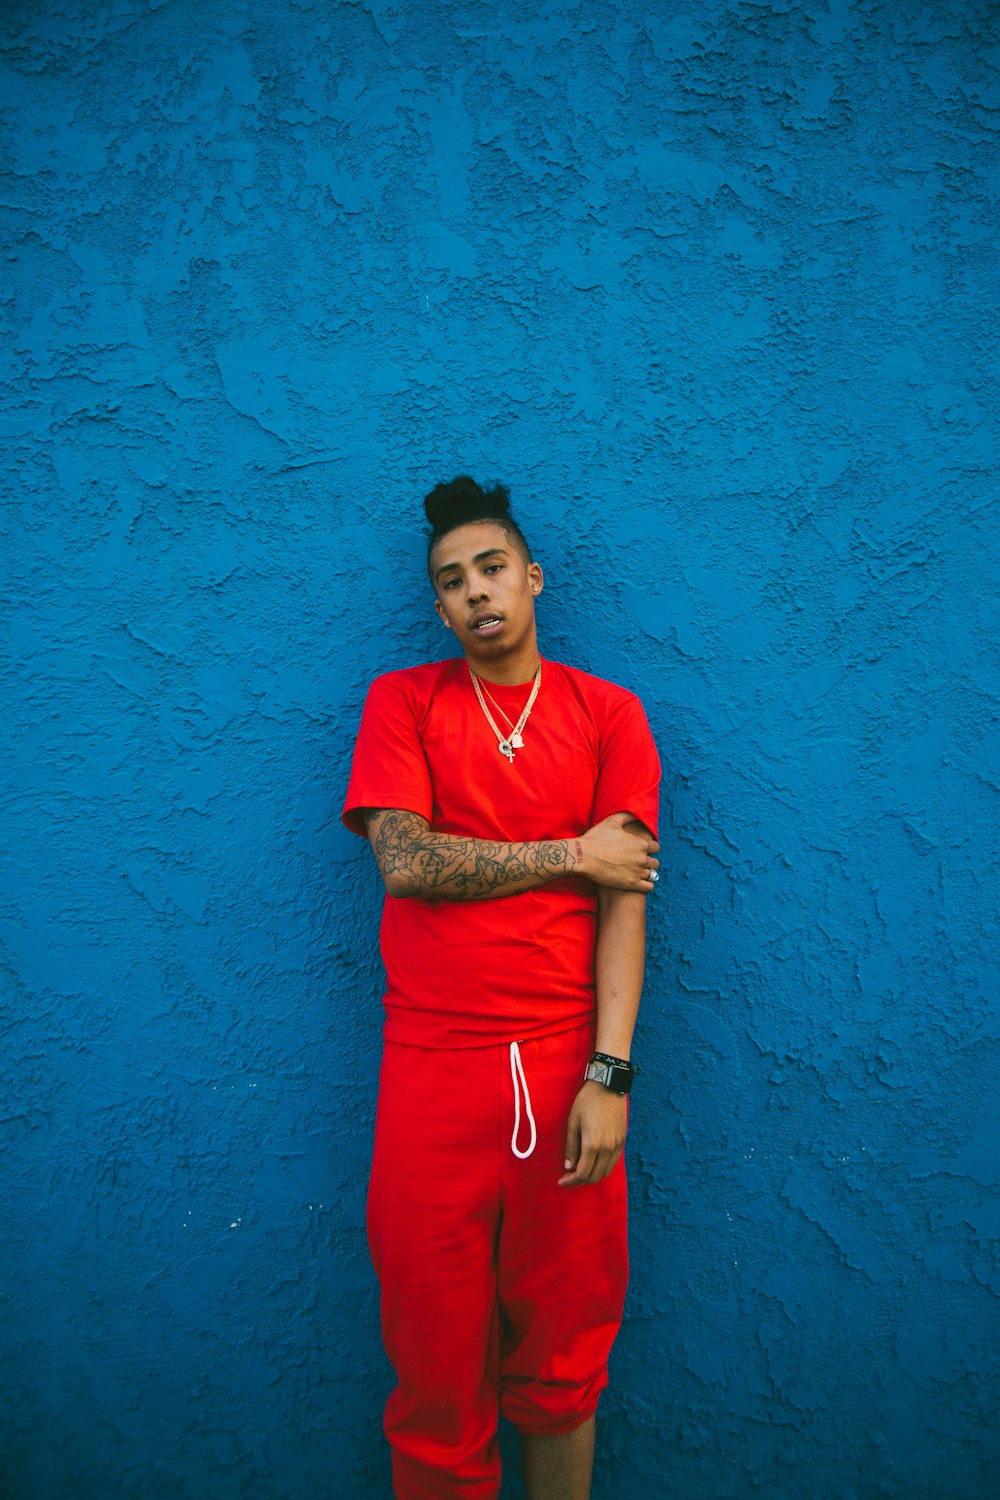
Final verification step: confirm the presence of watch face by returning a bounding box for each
[587,1059,634,1093]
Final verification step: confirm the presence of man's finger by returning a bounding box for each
[594,1139,625,1181]
[603,1141,624,1177]
[586,1147,611,1183]
[559,1142,596,1186]
[563,1114,581,1175]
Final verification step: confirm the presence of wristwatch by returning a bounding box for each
[584,1052,638,1095]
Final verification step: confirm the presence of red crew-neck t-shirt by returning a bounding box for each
[342,656,660,1048]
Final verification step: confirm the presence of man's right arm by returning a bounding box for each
[365,808,659,901]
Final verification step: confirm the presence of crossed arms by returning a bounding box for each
[363,806,657,1188]
[363,808,659,899]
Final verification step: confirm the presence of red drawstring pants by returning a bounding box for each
[367,1023,628,1499]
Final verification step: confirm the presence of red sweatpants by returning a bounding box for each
[367,1023,628,1500]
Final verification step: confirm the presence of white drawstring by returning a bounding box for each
[509,1042,537,1159]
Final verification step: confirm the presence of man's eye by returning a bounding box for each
[485,564,502,575]
[443,577,460,589]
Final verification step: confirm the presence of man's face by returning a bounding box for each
[431,521,544,669]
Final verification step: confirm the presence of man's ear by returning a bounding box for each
[528,561,544,597]
[434,598,451,628]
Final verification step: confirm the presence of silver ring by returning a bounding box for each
[650,870,659,884]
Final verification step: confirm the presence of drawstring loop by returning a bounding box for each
[509,1042,537,1159]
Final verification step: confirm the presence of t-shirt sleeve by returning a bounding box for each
[590,690,661,838]
[342,673,434,837]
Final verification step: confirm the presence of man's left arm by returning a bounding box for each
[559,870,648,1188]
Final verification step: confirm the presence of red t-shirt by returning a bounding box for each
[342,656,660,1048]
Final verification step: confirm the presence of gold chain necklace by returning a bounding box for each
[470,662,542,763]
[478,678,520,733]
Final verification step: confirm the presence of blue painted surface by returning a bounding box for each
[2,1,998,1496]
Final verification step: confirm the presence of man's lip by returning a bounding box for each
[471,613,504,629]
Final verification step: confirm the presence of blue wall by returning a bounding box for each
[2,1,998,1496]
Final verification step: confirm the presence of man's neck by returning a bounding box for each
[466,642,542,686]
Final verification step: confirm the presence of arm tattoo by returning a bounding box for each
[365,809,574,900]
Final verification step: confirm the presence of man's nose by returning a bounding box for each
[467,577,489,602]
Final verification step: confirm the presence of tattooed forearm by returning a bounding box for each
[365,809,577,900]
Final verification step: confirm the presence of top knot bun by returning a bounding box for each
[422,475,532,574]
[424,475,512,536]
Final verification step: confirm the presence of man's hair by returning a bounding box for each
[424,475,532,576]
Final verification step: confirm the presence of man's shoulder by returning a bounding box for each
[547,658,645,712]
[368,658,463,696]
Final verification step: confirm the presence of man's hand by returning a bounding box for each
[577,812,659,892]
[558,1081,629,1187]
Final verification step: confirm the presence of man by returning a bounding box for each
[342,476,660,1499]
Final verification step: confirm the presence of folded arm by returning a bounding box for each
[364,808,658,901]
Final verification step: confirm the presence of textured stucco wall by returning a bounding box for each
[2,1,998,1497]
